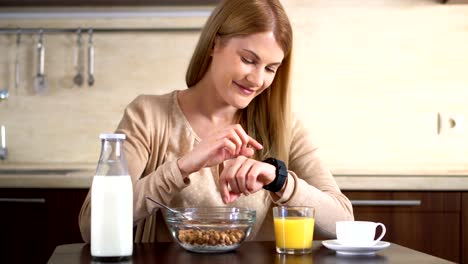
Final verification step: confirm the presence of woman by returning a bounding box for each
[79,0,353,243]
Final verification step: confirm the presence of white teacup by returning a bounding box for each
[336,221,386,247]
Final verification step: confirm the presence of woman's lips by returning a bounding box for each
[234,82,254,96]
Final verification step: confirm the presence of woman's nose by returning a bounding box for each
[246,68,264,88]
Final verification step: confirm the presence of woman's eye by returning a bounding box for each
[241,57,254,64]
[266,67,276,73]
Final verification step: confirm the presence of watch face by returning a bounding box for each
[276,159,288,176]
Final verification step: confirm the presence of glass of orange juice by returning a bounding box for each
[273,206,315,255]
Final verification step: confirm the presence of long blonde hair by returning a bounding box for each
[186,0,293,164]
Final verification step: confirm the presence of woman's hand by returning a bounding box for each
[219,156,276,204]
[177,124,263,177]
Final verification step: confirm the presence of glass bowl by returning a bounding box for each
[164,207,256,253]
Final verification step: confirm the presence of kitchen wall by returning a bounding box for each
[0,0,467,175]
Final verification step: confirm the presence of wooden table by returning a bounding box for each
[47,241,455,264]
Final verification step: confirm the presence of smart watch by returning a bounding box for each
[262,158,288,192]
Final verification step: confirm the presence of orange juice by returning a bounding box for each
[274,217,315,249]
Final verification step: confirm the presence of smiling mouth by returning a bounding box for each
[234,82,254,95]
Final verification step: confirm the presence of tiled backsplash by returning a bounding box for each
[0,1,467,174]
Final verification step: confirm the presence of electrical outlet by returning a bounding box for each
[437,112,464,136]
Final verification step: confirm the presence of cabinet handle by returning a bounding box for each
[0,198,46,203]
[351,200,421,206]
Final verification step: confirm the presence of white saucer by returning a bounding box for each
[322,240,390,256]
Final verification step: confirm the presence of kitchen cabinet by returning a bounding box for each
[55,189,89,246]
[463,193,468,264]
[0,189,56,264]
[1,188,466,263]
[0,189,88,264]
[343,191,461,263]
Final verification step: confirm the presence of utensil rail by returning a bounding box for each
[0,27,201,35]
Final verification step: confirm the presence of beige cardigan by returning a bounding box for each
[79,91,354,243]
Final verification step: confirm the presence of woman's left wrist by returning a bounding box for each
[276,175,288,194]
[262,158,288,193]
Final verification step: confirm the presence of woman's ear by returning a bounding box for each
[210,35,219,56]
[211,35,222,55]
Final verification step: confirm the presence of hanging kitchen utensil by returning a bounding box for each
[0,88,8,101]
[73,28,84,87]
[34,30,47,95]
[87,28,95,87]
[0,30,13,101]
[14,29,21,95]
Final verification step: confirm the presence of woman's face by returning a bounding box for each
[208,31,285,109]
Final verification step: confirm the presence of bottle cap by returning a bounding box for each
[99,133,126,140]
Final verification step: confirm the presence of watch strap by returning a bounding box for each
[262,158,288,192]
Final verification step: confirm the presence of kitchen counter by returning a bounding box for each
[0,167,467,190]
[335,174,468,191]
[0,170,94,189]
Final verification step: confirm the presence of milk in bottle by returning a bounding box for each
[91,133,133,260]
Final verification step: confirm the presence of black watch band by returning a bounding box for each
[262,158,288,193]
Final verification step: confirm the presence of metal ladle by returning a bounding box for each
[73,28,84,87]
[145,195,201,229]
[14,29,21,95]
[87,29,95,86]
[34,30,47,95]
[1,29,21,101]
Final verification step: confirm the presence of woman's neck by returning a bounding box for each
[180,79,239,127]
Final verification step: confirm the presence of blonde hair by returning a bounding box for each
[186,0,293,164]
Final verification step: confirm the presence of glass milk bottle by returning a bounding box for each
[91,133,133,260]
